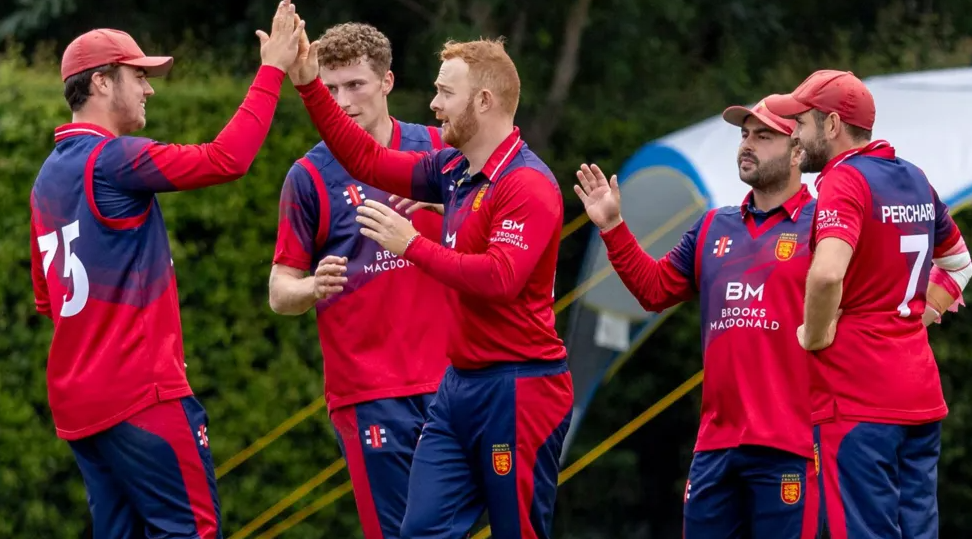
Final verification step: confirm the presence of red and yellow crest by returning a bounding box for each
[781,474,802,505]
[472,184,489,212]
[775,233,799,261]
[492,444,512,475]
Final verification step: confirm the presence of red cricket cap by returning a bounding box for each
[763,70,875,130]
[61,29,173,82]
[722,95,797,135]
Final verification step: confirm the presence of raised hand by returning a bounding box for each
[256,0,304,72]
[388,194,445,216]
[574,163,622,232]
[288,18,322,86]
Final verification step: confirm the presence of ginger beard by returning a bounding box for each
[441,95,478,148]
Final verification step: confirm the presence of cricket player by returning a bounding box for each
[268,22,450,539]
[574,99,819,539]
[29,4,303,537]
[287,33,572,538]
[766,70,971,539]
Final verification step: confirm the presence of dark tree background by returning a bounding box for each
[2,0,972,537]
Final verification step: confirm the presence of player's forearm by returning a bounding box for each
[403,237,525,301]
[296,78,421,199]
[602,222,691,312]
[268,273,318,315]
[151,66,286,191]
[803,268,843,343]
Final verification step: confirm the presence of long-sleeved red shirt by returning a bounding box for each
[297,78,566,368]
[31,65,285,440]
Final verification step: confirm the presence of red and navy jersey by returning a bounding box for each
[273,119,452,411]
[30,66,286,440]
[601,185,816,458]
[810,140,962,425]
[297,79,566,369]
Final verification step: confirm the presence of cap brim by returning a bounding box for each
[762,93,811,119]
[722,105,793,136]
[120,56,174,78]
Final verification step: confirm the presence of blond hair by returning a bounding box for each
[440,38,520,116]
[317,23,392,76]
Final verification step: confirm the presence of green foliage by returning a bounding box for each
[0,54,440,538]
[5,0,972,537]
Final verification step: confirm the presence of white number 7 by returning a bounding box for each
[37,220,90,318]
[898,234,930,317]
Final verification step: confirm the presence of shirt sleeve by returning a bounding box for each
[272,162,322,272]
[599,218,698,312]
[296,78,446,204]
[402,169,560,300]
[813,166,868,250]
[96,66,285,195]
[30,211,52,319]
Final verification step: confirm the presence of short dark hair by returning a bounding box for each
[63,64,121,112]
[812,109,872,143]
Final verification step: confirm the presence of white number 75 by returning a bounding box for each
[37,220,90,317]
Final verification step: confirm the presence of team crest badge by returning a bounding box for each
[775,233,799,261]
[472,184,489,212]
[492,444,512,475]
[781,474,802,505]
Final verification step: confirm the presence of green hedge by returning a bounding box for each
[0,54,447,537]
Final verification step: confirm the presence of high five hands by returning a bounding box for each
[254,0,320,86]
[255,0,304,72]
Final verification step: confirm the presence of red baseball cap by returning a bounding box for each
[61,29,173,82]
[722,95,797,135]
[763,70,875,130]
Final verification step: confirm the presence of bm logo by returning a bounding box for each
[502,220,524,232]
[726,282,764,301]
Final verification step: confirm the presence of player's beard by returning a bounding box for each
[798,133,830,174]
[109,91,145,134]
[738,150,790,193]
[443,96,479,148]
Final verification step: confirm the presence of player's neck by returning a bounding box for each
[462,119,515,176]
[368,115,395,148]
[827,137,868,162]
[752,178,801,212]
[72,110,121,136]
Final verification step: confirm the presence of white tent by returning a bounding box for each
[646,66,972,210]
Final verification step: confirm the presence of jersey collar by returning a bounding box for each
[740,183,812,222]
[54,122,116,143]
[388,117,402,150]
[815,139,894,191]
[479,127,524,182]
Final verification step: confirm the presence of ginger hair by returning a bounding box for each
[439,38,520,116]
[317,23,392,76]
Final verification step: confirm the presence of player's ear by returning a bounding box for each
[382,70,394,96]
[477,88,493,114]
[827,112,841,141]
